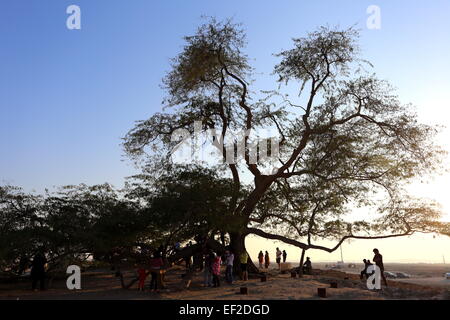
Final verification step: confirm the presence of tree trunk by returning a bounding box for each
[229,231,260,275]
[298,248,306,278]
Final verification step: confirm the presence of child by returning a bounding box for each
[137,265,147,291]
[212,253,221,287]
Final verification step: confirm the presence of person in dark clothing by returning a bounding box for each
[31,253,47,291]
[360,259,371,280]
[302,257,312,275]
[258,251,264,268]
[282,250,287,263]
[264,251,270,269]
[149,253,164,292]
[373,248,388,286]
[203,250,214,287]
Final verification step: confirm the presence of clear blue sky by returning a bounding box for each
[1,0,450,192]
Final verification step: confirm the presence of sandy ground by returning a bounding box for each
[1,265,449,300]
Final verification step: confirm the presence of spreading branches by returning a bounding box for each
[123,20,447,257]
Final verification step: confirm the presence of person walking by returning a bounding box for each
[282,250,287,263]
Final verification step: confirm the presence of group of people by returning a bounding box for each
[202,250,250,287]
[137,251,164,292]
[27,244,389,293]
[360,248,388,286]
[257,248,288,270]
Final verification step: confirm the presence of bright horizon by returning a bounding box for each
[1,1,450,263]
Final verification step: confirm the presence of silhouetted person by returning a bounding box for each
[373,248,388,287]
[276,247,282,269]
[360,259,370,280]
[258,251,264,268]
[203,250,214,287]
[149,252,164,292]
[239,251,249,281]
[224,250,234,284]
[264,251,270,269]
[282,250,287,263]
[303,257,312,275]
[31,252,47,291]
[212,253,222,287]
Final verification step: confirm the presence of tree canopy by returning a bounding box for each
[123,19,449,266]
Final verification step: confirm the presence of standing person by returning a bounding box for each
[372,248,388,287]
[276,248,282,270]
[224,250,234,284]
[149,253,164,292]
[212,252,222,287]
[264,251,270,269]
[258,251,264,269]
[137,264,147,291]
[203,250,213,287]
[239,251,249,281]
[31,252,47,291]
[282,250,287,263]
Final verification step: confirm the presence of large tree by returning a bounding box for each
[0,184,148,276]
[124,19,448,270]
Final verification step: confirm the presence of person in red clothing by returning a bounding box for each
[149,252,164,292]
[211,252,222,288]
[137,265,147,291]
